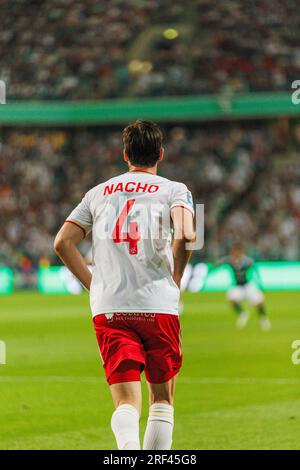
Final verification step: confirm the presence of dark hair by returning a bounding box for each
[122,120,163,167]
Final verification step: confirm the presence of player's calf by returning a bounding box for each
[255,302,271,331]
[109,363,142,450]
[231,301,243,315]
[230,301,249,328]
[143,378,176,450]
[111,403,140,450]
[256,302,266,317]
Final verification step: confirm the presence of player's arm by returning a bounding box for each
[171,206,196,288]
[213,256,228,268]
[204,256,227,276]
[208,256,229,273]
[200,256,228,291]
[54,221,92,291]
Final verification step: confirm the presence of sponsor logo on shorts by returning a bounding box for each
[105,313,156,322]
[105,313,114,321]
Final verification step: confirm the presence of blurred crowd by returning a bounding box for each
[1,119,299,272]
[1,0,299,99]
[190,0,300,95]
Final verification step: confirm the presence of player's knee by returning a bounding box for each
[252,295,264,306]
[110,377,142,415]
[227,292,236,302]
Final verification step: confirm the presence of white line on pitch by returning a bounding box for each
[0,376,299,385]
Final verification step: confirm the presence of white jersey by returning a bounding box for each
[67,171,194,317]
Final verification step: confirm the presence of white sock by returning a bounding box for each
[111,404,140,450]
[143,403,174,450]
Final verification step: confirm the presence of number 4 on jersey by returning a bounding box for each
[112,199,140,255]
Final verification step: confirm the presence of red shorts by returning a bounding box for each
[93,313,182,385]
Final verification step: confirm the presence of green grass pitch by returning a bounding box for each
[0,291,300,450]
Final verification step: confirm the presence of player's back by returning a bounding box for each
[59,121,194,451]
[228,254,253,285]
[68,171,194,316]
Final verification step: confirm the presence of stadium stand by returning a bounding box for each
[1,119,300,272]
[1,0,299,99]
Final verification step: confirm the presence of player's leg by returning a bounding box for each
[140,313,182,450]
[110,371,142,450]
[143,377,176,450]
[246,285,271,331]
[93,314,146,450]
[256,302,271,331]
[227,287,249,328]
[110,379,142,413]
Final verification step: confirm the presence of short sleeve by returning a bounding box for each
[170,182,194,215]
[66,192,93,236]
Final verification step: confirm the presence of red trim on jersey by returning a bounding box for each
[65,220,86,237]
[129,170,154,175]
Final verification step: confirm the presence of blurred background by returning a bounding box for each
[0,0,300,291]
